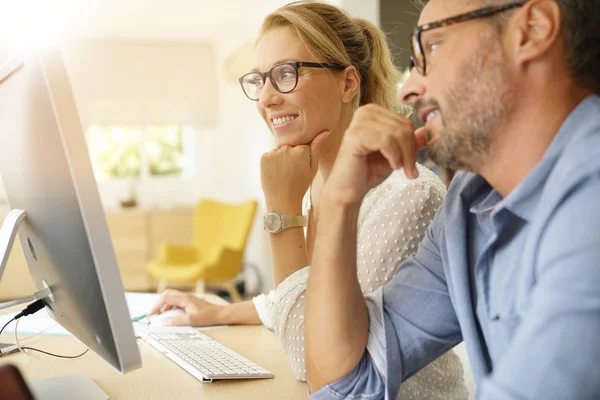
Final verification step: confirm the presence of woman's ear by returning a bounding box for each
[341,66,360,104]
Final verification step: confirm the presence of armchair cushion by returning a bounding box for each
[159,243,199,265]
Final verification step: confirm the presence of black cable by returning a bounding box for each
[0,299,45,336]
[0,317,16,336]
[1,299,89,359]
[14,299,46,319]
[20,346,89,359]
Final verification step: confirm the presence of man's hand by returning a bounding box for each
[325,104,425,205]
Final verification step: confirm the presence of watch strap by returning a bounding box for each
[281,214,307,229]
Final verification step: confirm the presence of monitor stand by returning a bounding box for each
[0,209,51,349]
[0,209,28,292]
[28,375,109,400]
[0,209,51,310]
[0,210,109,399]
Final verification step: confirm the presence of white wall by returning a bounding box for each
[206,38,276,292]
[337,0,380,24]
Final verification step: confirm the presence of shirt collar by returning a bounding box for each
[502,95,599,221]
[462,95,600,222]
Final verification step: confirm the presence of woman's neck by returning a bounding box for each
[318,107,354,180]
[316,132,342,181]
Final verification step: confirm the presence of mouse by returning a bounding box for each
[149,308,187,326]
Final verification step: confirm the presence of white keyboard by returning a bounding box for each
[138,326,273,382]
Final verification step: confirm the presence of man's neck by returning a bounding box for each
[479,86,593,197]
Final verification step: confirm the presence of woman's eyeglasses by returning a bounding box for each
[238,61,346,101]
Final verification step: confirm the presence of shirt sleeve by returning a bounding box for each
[311,198,463,400]
[477,178,600,400]
[256,168,459,387]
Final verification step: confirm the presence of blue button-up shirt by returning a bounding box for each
[312,95,600,400]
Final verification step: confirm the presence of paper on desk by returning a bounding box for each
[0,292,161,337]
[0,309,70,336]
[1,292,227,337]
[132,322,228,338]
[125,291,161,320]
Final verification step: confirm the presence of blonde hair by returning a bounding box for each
[259,1,403,112]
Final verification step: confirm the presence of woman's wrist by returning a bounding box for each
[265,199,304,215]
[215,303,236,325]
[217,301,261,325]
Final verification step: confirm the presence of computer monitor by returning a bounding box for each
[0,47,141,390]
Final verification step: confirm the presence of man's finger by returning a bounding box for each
[396,130,418,179]
[379,135,403,170]
[414,127,429,150]
[360,103,411,126]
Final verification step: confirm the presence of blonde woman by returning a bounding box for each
[151,2,467,398]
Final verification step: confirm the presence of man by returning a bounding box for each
[305,0,600,399]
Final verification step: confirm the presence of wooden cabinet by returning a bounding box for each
[147,208,195,260]
[105,209,152,292]
[0,207,194,300]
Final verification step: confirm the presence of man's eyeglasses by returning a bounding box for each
[410,1,526,76]
[238,61,346,101]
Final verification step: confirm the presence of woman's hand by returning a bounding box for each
[261,131,329,212]
[149,290,226,326]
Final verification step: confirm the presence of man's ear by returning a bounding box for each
[512,0,562,67]
[340,66,361,104]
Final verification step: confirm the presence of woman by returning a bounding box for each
[150,2,467,398]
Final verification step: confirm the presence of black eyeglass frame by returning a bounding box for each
[238,61,347,101]
[409,1,527,76]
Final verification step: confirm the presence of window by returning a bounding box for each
[87,124,195,180]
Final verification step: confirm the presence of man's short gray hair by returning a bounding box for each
[412,0,600,93]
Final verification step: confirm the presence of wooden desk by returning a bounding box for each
[0,319,309,399]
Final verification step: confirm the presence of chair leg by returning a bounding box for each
[223,282,241,303]
[195,280,205,296]
[156,279,168,293]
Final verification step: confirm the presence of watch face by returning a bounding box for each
[264,213,282,232]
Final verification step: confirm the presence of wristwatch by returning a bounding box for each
[263,212,307,234]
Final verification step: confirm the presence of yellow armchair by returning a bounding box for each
[158,243,198,265]
[148,199,258,301]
